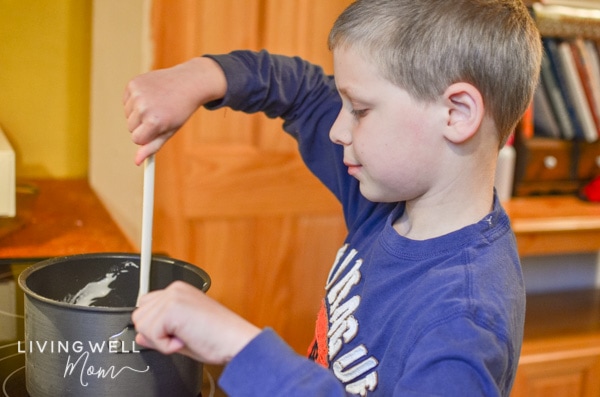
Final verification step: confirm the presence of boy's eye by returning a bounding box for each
[351,108,368,118]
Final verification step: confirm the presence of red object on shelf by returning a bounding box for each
[581,176,600,202]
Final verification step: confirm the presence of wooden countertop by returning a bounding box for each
[0,179,598,258]
[503,195,600,256]
[0,179,135,258]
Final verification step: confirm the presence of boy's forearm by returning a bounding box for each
[179,56,228,107]
[204,50,336,121]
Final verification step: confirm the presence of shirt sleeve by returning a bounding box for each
[218,328,349,396]
[396,315,513,397]
[203,50,373,229]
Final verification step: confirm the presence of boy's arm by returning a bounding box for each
[126,49,370,224]
[205,50,368,225]
[220,315,509,397]
[397,315,511,397]
[218,329,349,396]
[124,49,340,167]
[125,50,355,209]
[132,280,357,396]
[203,50,339,122]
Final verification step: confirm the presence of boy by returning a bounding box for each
[126,0,542,395]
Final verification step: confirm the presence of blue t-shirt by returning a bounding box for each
[205,50,524,397]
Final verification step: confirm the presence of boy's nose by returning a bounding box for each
[329,111,352,146]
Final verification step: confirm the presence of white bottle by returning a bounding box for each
[494,144,516,203]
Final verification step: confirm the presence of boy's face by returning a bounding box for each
[330,46,446,203]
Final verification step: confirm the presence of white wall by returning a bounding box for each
[522,252,600,293]
[89,0,153,248]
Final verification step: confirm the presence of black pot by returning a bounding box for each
[17,253,211,397]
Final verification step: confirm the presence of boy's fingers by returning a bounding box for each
[134,135,170,165]
[126,109,143,133]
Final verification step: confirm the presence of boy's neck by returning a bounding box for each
[392,158,497,240]
[393,190,495,240]
[392,115,501,240]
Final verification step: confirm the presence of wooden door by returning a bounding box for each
[150,0,352,353]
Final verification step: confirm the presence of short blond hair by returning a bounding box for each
[329,0,542,146]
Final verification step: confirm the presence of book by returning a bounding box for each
[544,38,588,140]
[541,39,577,140]
[570,39,600,141]
[584,39,600,99]
[533,77,562,139]
[557,40,598,142]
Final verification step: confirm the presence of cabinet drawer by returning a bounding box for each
[514,137,578,196]
[517,138,573,182]
[577,141,600,181]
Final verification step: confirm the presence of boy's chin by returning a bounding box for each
[358,185,395,203]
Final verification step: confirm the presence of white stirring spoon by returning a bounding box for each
[137,153,155,305]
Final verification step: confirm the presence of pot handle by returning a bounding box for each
[108,324,147,353]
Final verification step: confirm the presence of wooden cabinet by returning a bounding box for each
[513,344,600,397]
[504,196,600,397]
[512,289,600,397]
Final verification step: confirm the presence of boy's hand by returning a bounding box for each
[132,281,261,364]
[123,57,227,165]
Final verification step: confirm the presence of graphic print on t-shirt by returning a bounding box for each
[308,244,379,396]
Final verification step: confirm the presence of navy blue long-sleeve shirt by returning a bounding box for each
[205,50,524,397]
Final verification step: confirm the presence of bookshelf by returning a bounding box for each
[514,2,600,197]
[510,2,600,255]
[509,3,600,396]
[509,1,600,254]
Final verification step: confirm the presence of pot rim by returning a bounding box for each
[17,252,211,313]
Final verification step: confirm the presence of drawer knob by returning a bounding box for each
[544,155,558,169]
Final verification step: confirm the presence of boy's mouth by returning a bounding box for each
[344,161,361,176]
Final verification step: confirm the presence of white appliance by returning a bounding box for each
[0,127,16,217]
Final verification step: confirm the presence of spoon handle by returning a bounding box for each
[137,154,155,304]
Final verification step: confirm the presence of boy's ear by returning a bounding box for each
[442,82,484,144]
